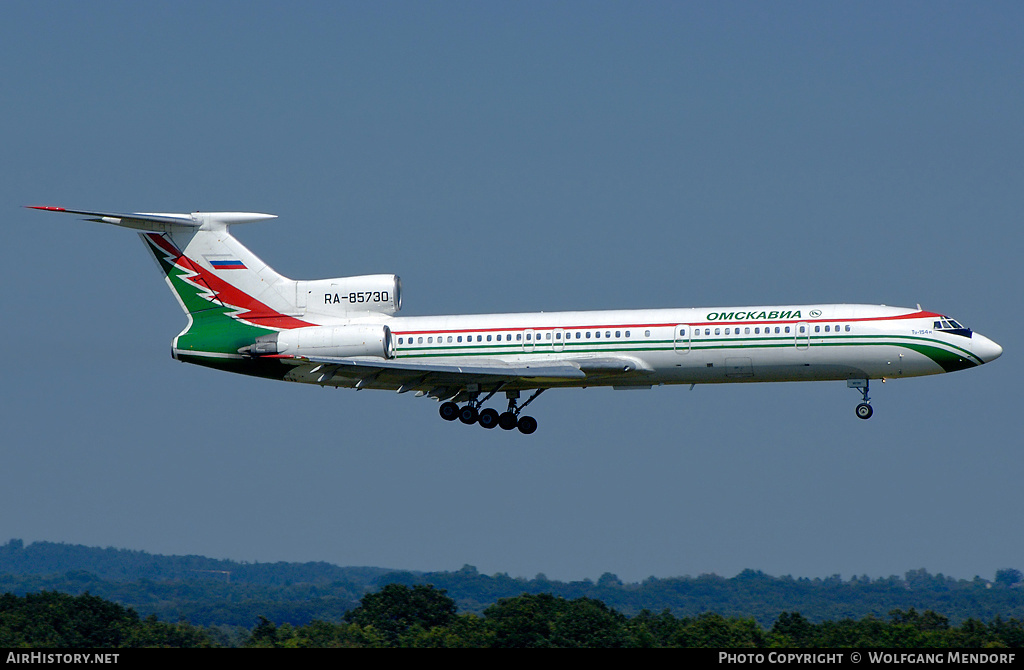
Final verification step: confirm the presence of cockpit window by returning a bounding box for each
[934,317,972,338]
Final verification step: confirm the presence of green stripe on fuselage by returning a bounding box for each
[393,334,981,370]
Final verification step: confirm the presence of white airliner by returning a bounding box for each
[31,207,1003,434]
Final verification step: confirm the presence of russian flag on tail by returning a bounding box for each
[210,259,247,270]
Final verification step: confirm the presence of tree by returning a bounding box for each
[772,612,815,647]
[483,593,630,648]
[995,569,1022,588]
[343,583,457,644]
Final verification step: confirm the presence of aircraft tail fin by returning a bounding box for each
[29,206,311,357]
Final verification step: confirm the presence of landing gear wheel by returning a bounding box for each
[856,403,873,420]
[478,408,500,429]
[517,415,538,435]
[439,402,459,421]
[498,412,518,431]
[459,405,479,424]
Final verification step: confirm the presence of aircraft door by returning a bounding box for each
[553,328,565,352]
[523,329,536,352]
[796,322,810,350]
[673,324,691,354]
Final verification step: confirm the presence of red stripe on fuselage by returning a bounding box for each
[393,311,942,337]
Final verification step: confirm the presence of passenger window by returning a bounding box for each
[477,335,482,342]
[645,330,651,337]
[596,331,601,339]
[586,332,591,339]
[546,332,551,340]
[755,327,760,334]
[845,325,851,332]
[616,331,621,338]
[428,337,433,343]
[725,328,730,335]
[487,335,492,342]
[418,337,423,344]
[815,326,820,333]
[775,327,780,334]
[516,333,522,341]
[605,331,611,338]
[715,328,721,335]
[785,327,790,333]
[625,331,630,338]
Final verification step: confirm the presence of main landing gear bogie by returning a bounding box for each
[438,390,544,435]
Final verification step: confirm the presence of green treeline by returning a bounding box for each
[3,586,1023,648]
[249,584,1024,648]
[380,566,1024,625]
[0,591,214,648]
[2,541,1022,629]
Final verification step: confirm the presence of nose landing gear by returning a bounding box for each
[848,379,874,420]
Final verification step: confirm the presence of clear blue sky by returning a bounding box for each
[2,1,1020,583]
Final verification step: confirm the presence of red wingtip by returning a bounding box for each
[25,206,66,211]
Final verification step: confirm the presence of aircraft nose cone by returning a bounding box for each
[974,334,1003,363]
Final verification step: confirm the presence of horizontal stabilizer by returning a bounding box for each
[26,206,276,232]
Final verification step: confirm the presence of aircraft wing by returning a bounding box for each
[307,356,586,380]
[287,354,650,400]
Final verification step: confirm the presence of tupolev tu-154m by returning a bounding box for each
[30,206,1003,434]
